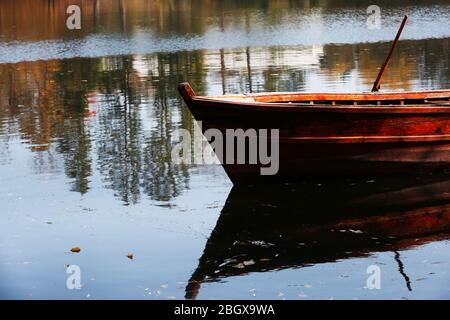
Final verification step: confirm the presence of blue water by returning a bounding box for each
[1,0,449,299]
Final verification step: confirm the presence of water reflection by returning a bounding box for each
[186,174,450,299]
[2,0,450,42]
[1,0,450,63]
[1,37,449,203]
[0,0,449,300]
[1,1,450,205]
[0,53,200,203]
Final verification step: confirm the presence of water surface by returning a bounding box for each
[0,0,450,299]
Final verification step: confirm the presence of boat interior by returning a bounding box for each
[200,90,450,106]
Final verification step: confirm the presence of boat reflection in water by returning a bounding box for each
[186,174,450,299]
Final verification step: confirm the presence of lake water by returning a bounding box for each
[0,0,449,299]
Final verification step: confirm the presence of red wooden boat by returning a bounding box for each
[179,84,450,183]
[178,17,450,184]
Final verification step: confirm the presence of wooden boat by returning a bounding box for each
[178,16,450,184]
[179,83,450,184]
[185,174,450,299]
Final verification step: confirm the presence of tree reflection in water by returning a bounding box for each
[0,39,449,204]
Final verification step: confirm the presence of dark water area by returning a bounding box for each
[0,0,450,299]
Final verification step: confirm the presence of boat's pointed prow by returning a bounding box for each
[178,82,196,104]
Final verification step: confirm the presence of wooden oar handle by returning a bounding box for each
[372,15,408,92]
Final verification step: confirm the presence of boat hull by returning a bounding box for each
[178,83,450,184]
[223,141,450,183]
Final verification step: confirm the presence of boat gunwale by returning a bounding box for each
[218,131,450,143]
[205,89,450,101]
[190,96,450,114]
[281,134,450,143]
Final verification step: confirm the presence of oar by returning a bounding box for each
[371,15,408,92]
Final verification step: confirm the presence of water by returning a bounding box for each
[0,0,449,299]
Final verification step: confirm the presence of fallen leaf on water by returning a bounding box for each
[70,247,81,253]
